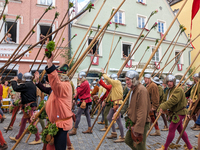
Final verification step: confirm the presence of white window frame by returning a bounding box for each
[112,8,125,24]
[151,46,161,62]
[37,0,55,6]
[121,41,134,59]
[137,14,147,29]
[37,22,55,43]
[136,0,146,4]
[157,19,166,34]
[175,50,183,64]
[4,18,20,44]
[86,36,102,56]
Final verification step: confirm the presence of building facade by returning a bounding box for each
[0,0,69,80]
[71,0,191,86]
[169,0,200,73]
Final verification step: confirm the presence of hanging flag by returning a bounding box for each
[190,0,200,48]
[177,64,182,71]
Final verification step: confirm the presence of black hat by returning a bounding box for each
[17,73,23,80]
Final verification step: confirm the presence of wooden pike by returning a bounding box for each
[96,0,188,149]
[135,47,149,70]
[152,29,181,75]
[0,8,88,71]
[147,49,200,137]
[0,0,8,20]
[168,51,183,74]
[68,1,125,77]
[104,36,121,70]
[176,82,200,144]
[0,5,52,72]
[106,29,116,73]
[181,64,200,86]
[11,105,46,150]
[90,105,103,131]
[159,32,181,77]
[5,106,20,133]
[68,0,107,67]
[25,119,40,143]
[152,33,200,78]
[1,32,34,78]
[29,14,57,72]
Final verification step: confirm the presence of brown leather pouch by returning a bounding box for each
[80,100,86,109]
[131,126,143,144]
[23,110,31,119]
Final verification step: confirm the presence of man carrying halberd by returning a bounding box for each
[122,70,150,150]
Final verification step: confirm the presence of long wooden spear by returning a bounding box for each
[0,6,90,71]
[147,49,200,137]
[29,12,59,72]
[25,119,40,143]
[68,1,126,77]
[0,0,8,20]
[168,51,183,74]
[104,36,121,70]
[0,4,53,72]
[68,0,107,67]
[0,15,21,44]
[0,14,6,32]
[135,46,150,70]
[96,0,188,149]
[152,33,200,78]
[11,105,46,150]
[152,29,181,75]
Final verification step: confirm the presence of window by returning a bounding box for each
[5,21,17,43]
[114,11,123,24]
[175,51,182,64]
[39,24,53,43]
[158,21,165,34]
[38,0,54,6]
[151,46,159,62]
[137,15,146,28]
[122,42,133,59]
[88,38,100,55]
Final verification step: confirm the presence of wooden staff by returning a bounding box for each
[90,104,103,131]
[182,81,199,126]
[168,51,183,74]
[106,28,116,73]
[147,49,200,137]
[85,28,106,76]
[0,16,20,44]
[181,64,200,86]
[29,12,58,72]
[0,0,8,20]
[1,32,34,78]
[135,47,149,70]
[68,0,107,67]
[159,32,181,78]
[152,29,181,75]
[176,84,200,144]
[25,119,40,143]
[104,37,121,70]
[0,5,53,72]
[184,85,193,94]
[152,33,200,78]
[68,1,125,77]
[5,106,20,133]
[0,15,6,32]
[0,8,89,71]
[11,105,46,150]
[96,1,188,149]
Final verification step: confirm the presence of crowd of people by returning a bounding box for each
[0,54,200,150]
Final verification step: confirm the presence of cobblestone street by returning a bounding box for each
[0,113,199,150]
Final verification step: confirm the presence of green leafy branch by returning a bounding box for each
[85,2,94,12]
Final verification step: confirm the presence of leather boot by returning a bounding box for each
[107,132,117,139]
[0,142,8,150]
[161,126,168,131]
[156,145,165,150]
[82,127,92,134]
[68,128,77,136]
[100,125,108,131]
[195,134,199,138]
[190,124,196,129]
[192,125,200,131]
[28,139,42,145]
[150,130,161,136]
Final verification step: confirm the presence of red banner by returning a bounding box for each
[125,60,132,68]
[177,64,182,71]
[154,62,160,69]
[91,56,99,65]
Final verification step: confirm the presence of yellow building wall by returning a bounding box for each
[171,0,200,73]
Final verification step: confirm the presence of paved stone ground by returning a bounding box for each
[0,113,199,150]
